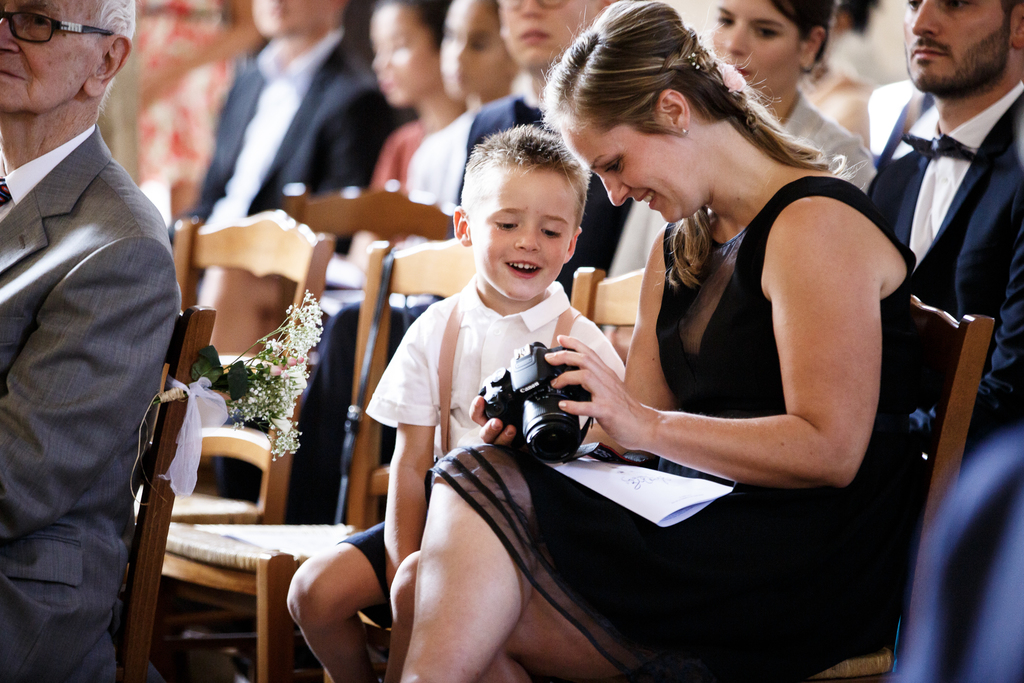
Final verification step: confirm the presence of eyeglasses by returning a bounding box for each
[497,0,572,10]
[0,11,114,43]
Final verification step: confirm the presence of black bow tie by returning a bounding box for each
[902,133,977,162]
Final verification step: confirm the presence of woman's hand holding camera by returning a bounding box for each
[545,335,656,453]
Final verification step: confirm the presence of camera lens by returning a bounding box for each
[522,395,582,462]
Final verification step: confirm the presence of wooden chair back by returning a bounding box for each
[570,267,644,326]
[116,306,216,683]
[346,239,477,528]
[173,210,335,312]
[905,296,993,618]
[281,184,450,241]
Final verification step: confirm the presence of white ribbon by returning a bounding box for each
[160,377,228,496]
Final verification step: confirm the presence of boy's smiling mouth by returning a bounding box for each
[508,262,541,274]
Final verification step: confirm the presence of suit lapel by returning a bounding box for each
[919,96,1018,268]
[0,202,47,277]
[894,154,929,245]
[262,44,344,186]
[0,129,110,278]
[224,66,265,170]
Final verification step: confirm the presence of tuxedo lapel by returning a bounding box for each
[919,97,1017,269]
[894,154,929,246]
[0,130,110,278]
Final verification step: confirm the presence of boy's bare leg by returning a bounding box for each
[399,484,620,683]
[288,543,386,683]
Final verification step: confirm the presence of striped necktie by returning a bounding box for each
[0,179,10,207]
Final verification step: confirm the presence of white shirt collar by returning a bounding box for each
[459,276,569,332]
[257,29,343,87]
[940,81,1023,149]
[2,126,95,206]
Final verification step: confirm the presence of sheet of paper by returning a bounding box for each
[550,459,733,527]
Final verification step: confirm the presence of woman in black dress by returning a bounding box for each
[388,2,922,681]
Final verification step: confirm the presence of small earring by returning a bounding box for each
[682,128,688,136]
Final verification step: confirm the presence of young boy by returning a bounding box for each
[287,125,625,683]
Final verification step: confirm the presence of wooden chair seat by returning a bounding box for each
[808,648,894,679]
[165,523,356,570]
[170,495,261,525]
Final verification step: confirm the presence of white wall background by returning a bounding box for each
[664,0,910,86]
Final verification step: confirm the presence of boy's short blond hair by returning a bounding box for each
[461,126,590,225]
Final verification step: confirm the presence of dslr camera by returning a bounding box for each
[478,342,591,462]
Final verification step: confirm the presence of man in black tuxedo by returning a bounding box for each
[870,0,1024,449]
[192,0,393,223]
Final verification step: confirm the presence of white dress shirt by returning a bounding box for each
[909,82,1023,265]
[366,277,625,458]
[206,30,343,225]
[0,126,95,225]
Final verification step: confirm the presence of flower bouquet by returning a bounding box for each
[148,293,323,497]
[190,292,324,458]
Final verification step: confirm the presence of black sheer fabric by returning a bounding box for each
[431,177,924,682]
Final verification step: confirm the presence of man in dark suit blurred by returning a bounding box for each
[192,0,393,223]
[870,0,1024,449]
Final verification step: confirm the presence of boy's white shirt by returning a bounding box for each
[366,275,626,458]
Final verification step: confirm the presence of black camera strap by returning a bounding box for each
[335,250,395,525]
[437,300,580,454]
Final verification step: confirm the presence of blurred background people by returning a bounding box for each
[712,0,876,189]
[369,0,464,190]
[406,0,518,206]
[806,0,880,145]
[897,421,1024,683]
[136,0,263,220]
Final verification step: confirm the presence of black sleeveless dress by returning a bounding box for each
[430,177,924,683]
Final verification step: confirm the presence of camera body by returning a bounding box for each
[478,342,590,462]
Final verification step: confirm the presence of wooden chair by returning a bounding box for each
[174,210,335,353]
[116,306,216,683]
[281,184,451,242]
[170,211,333,526]
[345,238,477,529]
[807,296,993,681]
[157,523,354,683]
[168,426,291,525]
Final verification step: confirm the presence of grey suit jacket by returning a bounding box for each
[0,130,180,681]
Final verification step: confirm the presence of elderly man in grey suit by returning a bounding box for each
[0,0,180,680]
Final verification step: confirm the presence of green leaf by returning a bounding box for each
[191,345,224,383]
[227,361,249,400]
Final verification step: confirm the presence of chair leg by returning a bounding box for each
[257,553,299,683]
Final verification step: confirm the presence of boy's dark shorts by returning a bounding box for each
[341,521,392,628]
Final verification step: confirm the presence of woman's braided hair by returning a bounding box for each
[544,0,831,288]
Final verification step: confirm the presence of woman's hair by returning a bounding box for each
[374,0,452,49]
[462,126,590,226]
[769,0,836,65]
[544,0,831,288]
[838,0,879,34]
